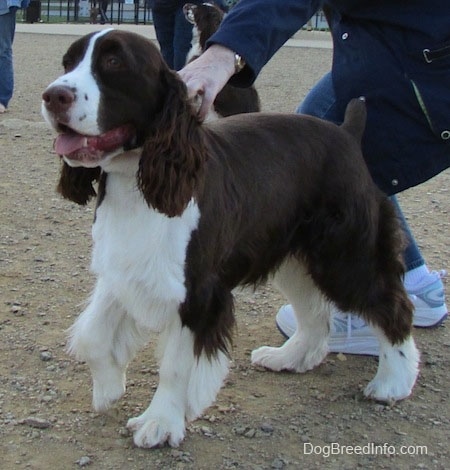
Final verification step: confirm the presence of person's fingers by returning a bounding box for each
[181,75,205,101]
[198,88,216,121]
[180,76,210,120]
[179,73,216,120]
[178,44,236,120]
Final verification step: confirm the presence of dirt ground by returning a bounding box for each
[0,31,449,470]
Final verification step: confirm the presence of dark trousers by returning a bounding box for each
[152,7,193,70]
[99,0,109,24]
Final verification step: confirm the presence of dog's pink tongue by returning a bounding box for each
[53,126,135,158]
[54,133,87,155]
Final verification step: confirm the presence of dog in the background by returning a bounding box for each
[184,2,225,64]
[183,2,260,117]
[89,7,99,24]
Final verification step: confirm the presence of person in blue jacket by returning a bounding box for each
[180,0,449,355]
[150,0,228,70]
[0,0,30,113]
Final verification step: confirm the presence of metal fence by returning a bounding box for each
[24,0,153,24]
[23,1,328,28]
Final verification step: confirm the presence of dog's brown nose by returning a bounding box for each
[42,85,75,115]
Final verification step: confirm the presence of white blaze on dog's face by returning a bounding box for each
[42,29,110,137]
[41,29,167,169]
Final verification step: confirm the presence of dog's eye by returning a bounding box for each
[103,54,123,70]
[186,9,196,24]
[63,58,74,72]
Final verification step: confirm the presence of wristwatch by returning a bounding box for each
[234,53,246,74]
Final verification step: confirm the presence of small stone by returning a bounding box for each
[233,426,247,435]
[200,426,213,435]
[20,417,52,429]
[40,351,53,362]
[11,304,24,315]
[271,457,285,469]
[260,423,274,434]
[76,456,92,467]
[244,428,256,438]
[170,450,183,459]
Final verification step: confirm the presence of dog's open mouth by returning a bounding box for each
[54,124,136,163]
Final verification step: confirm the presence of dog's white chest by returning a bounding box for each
[91,173,200,329]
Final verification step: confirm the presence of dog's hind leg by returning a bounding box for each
[252,258,330,372]
[68,280,149,412]
[360,197,419,402]
[364,326,419,402]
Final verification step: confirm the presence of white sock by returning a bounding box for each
[404,265,431,291]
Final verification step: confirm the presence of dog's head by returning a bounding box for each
[42,29,169,169]
[183,2,225,52]
[42,29,206,215]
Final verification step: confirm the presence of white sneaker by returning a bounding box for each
[275,270,447,356]
[407,270,447,327]
[276,305,380,356]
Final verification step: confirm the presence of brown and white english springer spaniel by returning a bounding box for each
[183,2,260,117]
[42,29,419,449]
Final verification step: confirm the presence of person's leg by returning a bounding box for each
[152,10,176,69]
[0,9,17,110]
[390,195,425,273]
[296,72,341,123]
[390,195,447,326]
[99,0,109,24]
[172,7,194,70]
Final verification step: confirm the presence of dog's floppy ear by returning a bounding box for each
[57,161,101,205]
[137,69,208,217]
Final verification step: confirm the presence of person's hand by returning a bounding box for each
[179,44,236,121]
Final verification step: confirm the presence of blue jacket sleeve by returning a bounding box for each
[206,0,323,85]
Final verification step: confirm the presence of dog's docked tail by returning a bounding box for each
[341,97,367,144]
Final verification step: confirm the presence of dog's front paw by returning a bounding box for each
[127,412,185,448]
